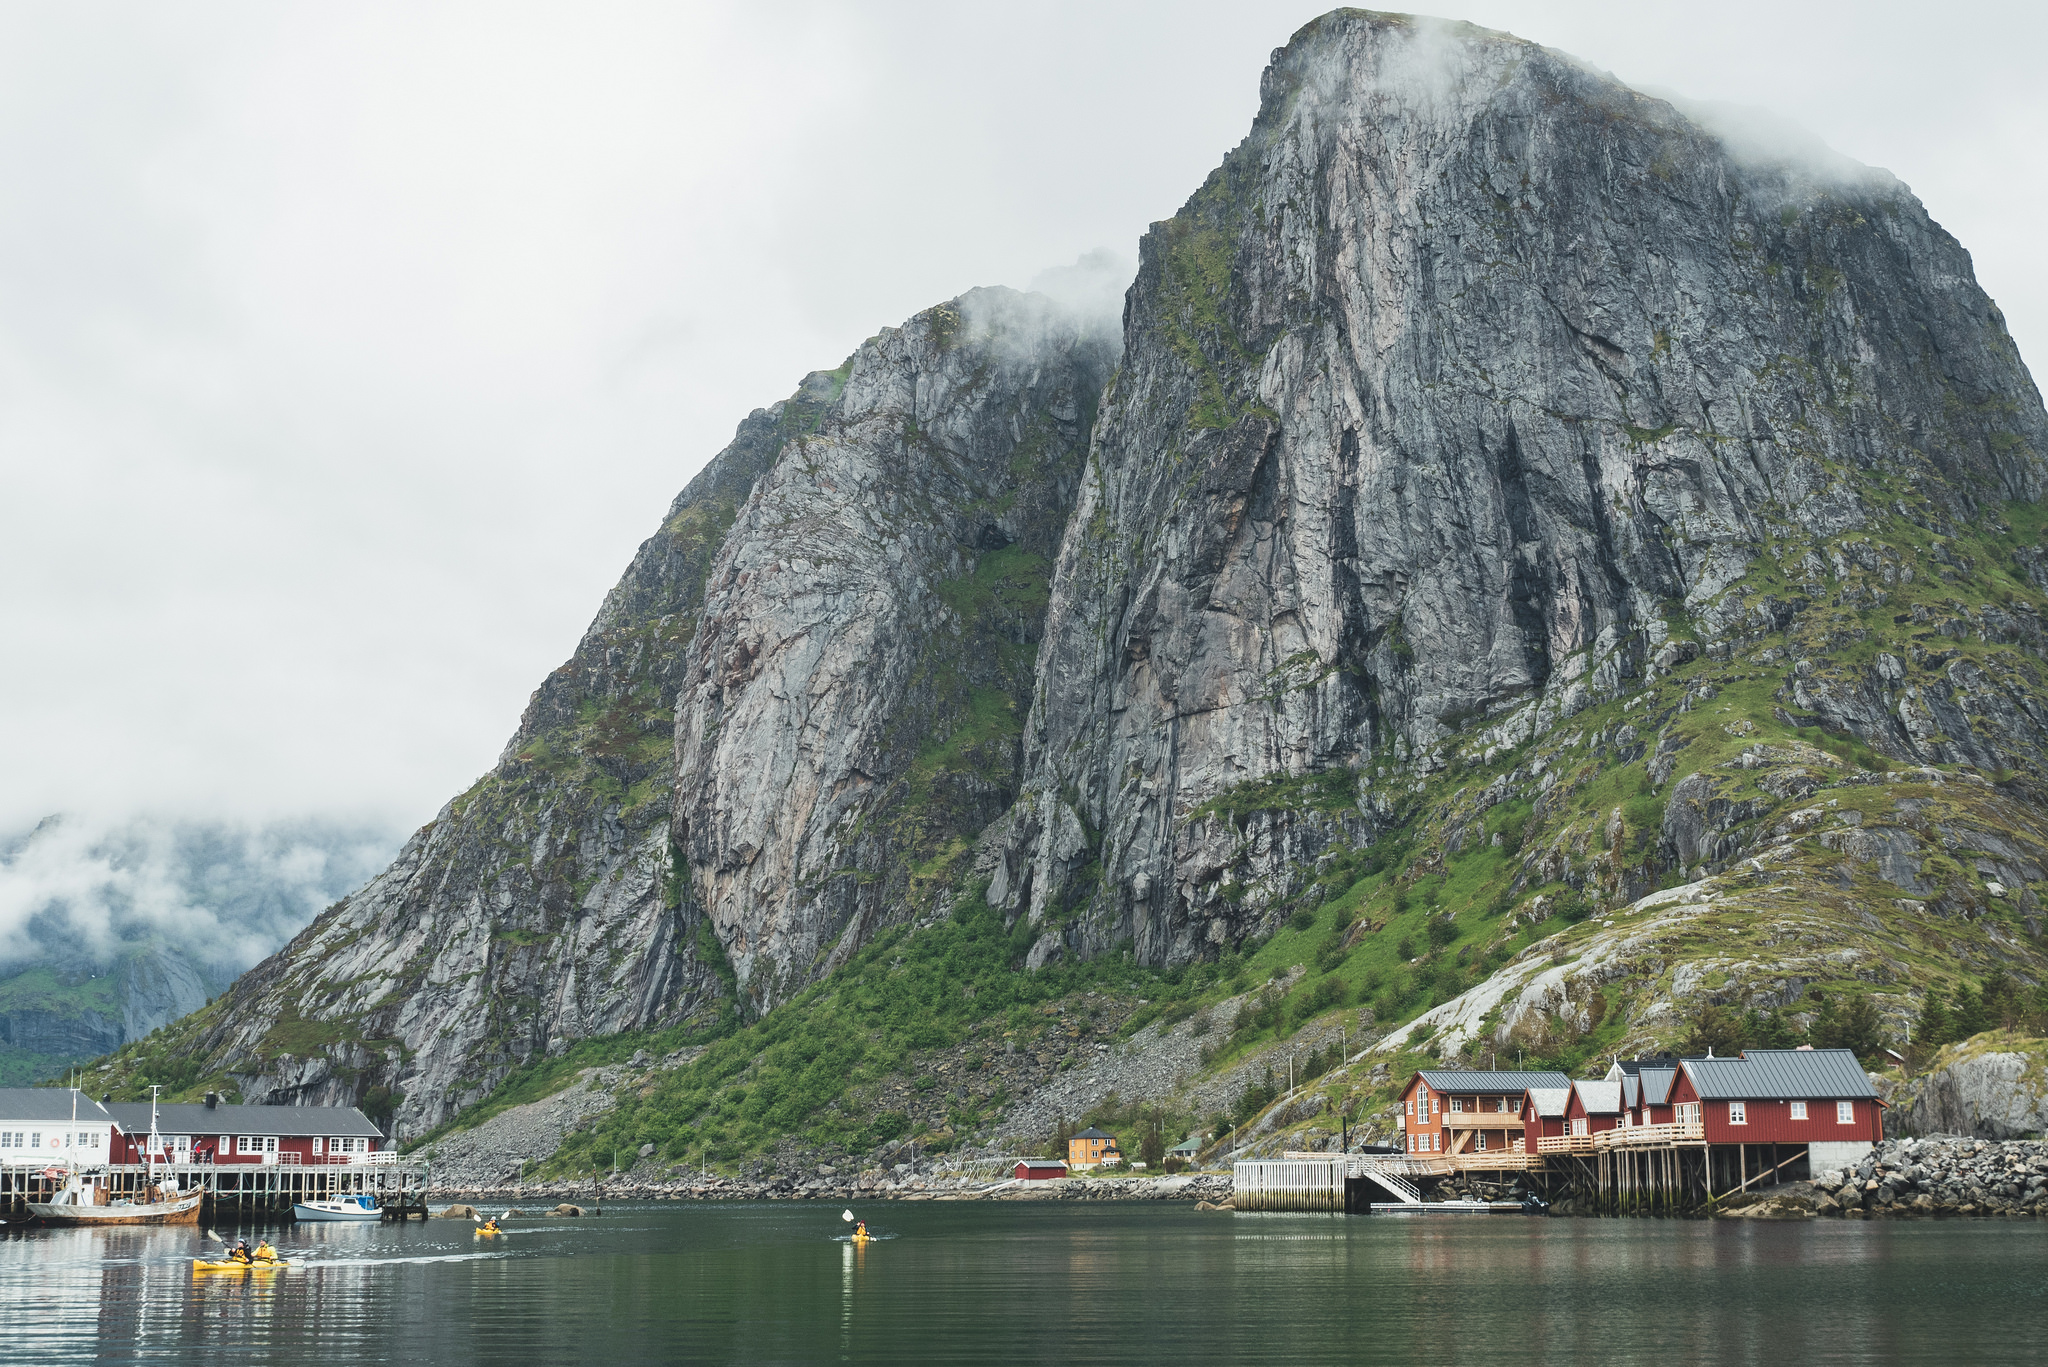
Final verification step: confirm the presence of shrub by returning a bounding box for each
[1425,914,1459,950]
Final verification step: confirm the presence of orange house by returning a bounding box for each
[1068,1127,1121,1169]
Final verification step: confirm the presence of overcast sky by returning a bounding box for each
[3,1,2044,839]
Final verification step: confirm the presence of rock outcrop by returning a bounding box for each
[1897,1032,2048,1139]
[992,11,2048,966]
[672,289,1116,1006]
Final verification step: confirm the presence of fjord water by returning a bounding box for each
[3,1204,2043,1365]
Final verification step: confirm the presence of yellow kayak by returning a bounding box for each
[474,1227,501,1238]
[194,1258,289,1272]
[850,1234,873,1245]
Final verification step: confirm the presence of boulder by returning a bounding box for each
[1899,1033,2048,1139]
[550,1203,585,1217]
[434,1204,481,1220]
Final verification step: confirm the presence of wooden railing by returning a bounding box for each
[1443,1114,1525,1129]
[1537,1134,1598,1154]
[1596,1122,1704,1150]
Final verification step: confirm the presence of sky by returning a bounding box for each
[2,0,2045,844]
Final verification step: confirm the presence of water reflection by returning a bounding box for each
[1,1205,2043,1365]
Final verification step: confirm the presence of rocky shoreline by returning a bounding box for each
[1722,1137,2048,1219]
[426,1172,1234,1206]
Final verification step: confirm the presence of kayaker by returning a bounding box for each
[231,1240,252,1264]
[255,1239,277,1263]
[854,1221,868,1240]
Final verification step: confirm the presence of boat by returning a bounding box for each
[294,1194,381,1222]
[193,1258,290,1272]
[29,1178,205,1226]
[31,1083,205,1226]
[473,1225,501,1238]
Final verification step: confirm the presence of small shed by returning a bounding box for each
[1167,1135,1204,1162]
[1014,1159,1067,1181]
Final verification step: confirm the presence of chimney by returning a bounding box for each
[204,1092,219,1109]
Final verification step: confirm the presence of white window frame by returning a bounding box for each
[1570,1117,1587,1136]
[1837,1101,1855,1125]
[29,1133,39,1148]
[1729,1101,1747,1126]
[1789,1101,1808,1121]
[1450,1097,1465,1113]
[1476,1131,1488,1152]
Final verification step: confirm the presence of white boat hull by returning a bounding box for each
[293,1200,381,1222]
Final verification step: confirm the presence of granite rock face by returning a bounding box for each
[989,12,2048,965]
[1898,1034,2048,1139]
[672,289,1116,1006]
[172,385,821,1135]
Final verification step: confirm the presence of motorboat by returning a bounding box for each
[293,1193,381,1222]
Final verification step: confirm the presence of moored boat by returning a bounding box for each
[294,1194,380,1222]
[28,1180,205,1226]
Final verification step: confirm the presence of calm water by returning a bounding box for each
[2,1203,2043,1365]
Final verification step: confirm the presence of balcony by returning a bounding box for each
[1443,1113,1524,1129]
[1595,1122,1704,1150]
[1536,1134,1598,1154]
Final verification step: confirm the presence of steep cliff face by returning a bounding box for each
[149,385,837,1134]
[991,11,2048,966]
[672,289,1116,1006]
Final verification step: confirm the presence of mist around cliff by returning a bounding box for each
[0,813,399,977]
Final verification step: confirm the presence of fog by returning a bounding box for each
[2,0,2043,846]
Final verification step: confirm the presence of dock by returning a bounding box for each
[3,1154,429,1223]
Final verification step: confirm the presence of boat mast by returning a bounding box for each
[147,1084,161,1190]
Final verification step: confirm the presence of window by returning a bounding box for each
[1729,1101,1747,1125]
[1432,1134,1440,1152]
[1790,1101,1808,1121]
[1837,1101,1855,1125]
[1676,1102,1700,1127]
[1450,1097,1464,1113]
[1570,1118,1587,1136]
[29,1133,39,1148]
[1476,1132,1488,1152]
[235,1136,280,1155]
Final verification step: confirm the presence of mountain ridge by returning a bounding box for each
[81,11,2048,1160]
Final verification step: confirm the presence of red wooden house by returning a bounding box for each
[1635,1066,1678,1125]
[1563,1080,1622,1137]
[105,1097,385,1166]
[1398,1070,1570,1157]
[1521,1087,1569,1143]
[1670,1048,1883,1168]
[1014,1159,1067,1180]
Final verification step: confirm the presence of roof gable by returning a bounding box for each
[1638,1068,1677,1106]
[1072,1127,1116,1141]
[1572,1080,1622,1114]
[1525,1087,1569,1117]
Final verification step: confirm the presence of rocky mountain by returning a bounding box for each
[88,11,2048,1152]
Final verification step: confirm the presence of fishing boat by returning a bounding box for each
[294,1193,381,1222]
[29,1177,205,1226]
[26,1085,206,1226]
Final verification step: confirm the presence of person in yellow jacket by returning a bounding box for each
[254,1239,278,1263]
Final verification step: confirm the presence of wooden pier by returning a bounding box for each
[3,1155,428,1224]
[1237,1123,1811,1218]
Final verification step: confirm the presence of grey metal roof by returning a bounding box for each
[1526,1088,1569,1117]
[104,1102,383,1138]
[1621,1075,1641,1109]
[1416,1070,1572,1093]
[1638,1068,1677,1106]
[1573,1080,1623,1114]
[0,1089,115,1124]
[1015,1158,1067,1167]
[1072,1127,1116,1141]
[1683,1049,1877,1101]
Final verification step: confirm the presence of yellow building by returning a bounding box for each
[1067,1127,1121,1169]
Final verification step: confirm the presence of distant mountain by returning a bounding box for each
[0,815,398,1082]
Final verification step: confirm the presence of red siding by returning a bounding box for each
[1701,1097,1883,1144]
[1563,1091,1620,1133]
[112,1132,371,1165]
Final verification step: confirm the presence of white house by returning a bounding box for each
[0,1089,118,1167]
